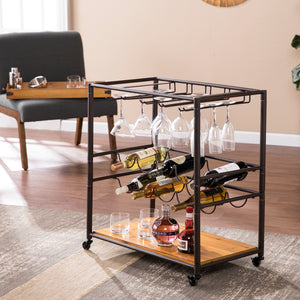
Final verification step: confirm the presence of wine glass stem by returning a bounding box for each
[226,106,230,123]
[120,99,124,118]
[213,107,217,126]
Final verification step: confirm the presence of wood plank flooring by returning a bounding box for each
[0,126,299,236]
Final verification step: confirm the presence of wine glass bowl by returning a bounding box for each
[132,101,151,137]
[171,110,191,149]
[222,105,235,151]
[110,99,135,138]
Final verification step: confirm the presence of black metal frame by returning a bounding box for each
[85,76,267,284]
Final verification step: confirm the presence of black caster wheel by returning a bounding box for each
[188,274,201,286]
[251,256,263,267]
[82,239,93,250]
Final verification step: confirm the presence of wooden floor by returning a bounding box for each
[0,125,299,236]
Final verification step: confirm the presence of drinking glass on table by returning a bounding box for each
[67,75,81,88]
[138,208,159,239]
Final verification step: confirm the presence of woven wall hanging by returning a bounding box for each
[202,0,247,7]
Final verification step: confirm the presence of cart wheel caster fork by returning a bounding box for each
[82,239,93,250]
[251,255,264,267]
[188,274,201,286]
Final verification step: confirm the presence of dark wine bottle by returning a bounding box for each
[177,206,194,254]
[202,161,248,188]
[115,155,205,195]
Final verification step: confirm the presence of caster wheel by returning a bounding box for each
[82,240,93,250]
[251,256,263,267]
[188,274,200,286]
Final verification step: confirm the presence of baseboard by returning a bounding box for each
[61,120,300,147]
[1,116,299,147]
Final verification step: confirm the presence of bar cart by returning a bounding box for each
[82,77,267,286]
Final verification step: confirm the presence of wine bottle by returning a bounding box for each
[115,154,205,195]
[130,176,189,200]
[152,204,179,247]
[111,146,169,171]
[177,206,194,254]
[202,161,248,188]
[171,186,228,212]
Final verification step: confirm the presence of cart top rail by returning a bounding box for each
[89,76,265,105]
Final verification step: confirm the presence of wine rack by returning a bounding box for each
[83,77,266,286]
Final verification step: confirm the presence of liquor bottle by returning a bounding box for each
[171,186,228,212]
[177,206,194,254]
[130,176,189,200]
[115,154,205,195]
[152,204,179,247]
[202,161,248,188]
[111,146,169,171]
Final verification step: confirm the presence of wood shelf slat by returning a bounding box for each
[94,220,257,266]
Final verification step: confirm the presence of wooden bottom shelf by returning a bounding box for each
[94,220,257,267]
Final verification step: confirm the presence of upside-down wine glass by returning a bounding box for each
[171,109,191,149]
[132,101,151,137]
[208,106,222,154]
[221,105,235,151]
[151,105,172,149]
[110,99,135,137]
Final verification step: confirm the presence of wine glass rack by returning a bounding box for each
[83,76,266,286]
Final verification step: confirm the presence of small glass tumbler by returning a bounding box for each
[110,212,130,234]
[138,208,159,239]
[67,75,81,88]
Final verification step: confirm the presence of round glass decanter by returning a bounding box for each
[152,204,179,246]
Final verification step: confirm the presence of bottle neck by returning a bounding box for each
[185,208,193,230]
[161,204,170,218]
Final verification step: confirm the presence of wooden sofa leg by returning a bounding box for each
[106,115,117,162]
[75,118,83,145]
[17,121,28,170]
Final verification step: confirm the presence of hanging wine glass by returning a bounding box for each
[110,99,135,137]
[190,116,209,144]
[150,97,172,131]
[221,105,235,151]
[151,106,172,148]
[190,129,205,157]
[132,101,151,137]
[208,106,222,154]
[171,109,191,149]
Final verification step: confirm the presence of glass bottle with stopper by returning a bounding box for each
[152,204,179,247]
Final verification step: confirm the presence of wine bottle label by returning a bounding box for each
[157,176,176,186]
[132,178,143,189]
[186,213,193,219]
[135,147,158,159]
[177,239,188,251]
[170,155,186,165]
[215,163,239,173]
[152,230,179,236]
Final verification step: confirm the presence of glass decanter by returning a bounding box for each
[152,204,179,246]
